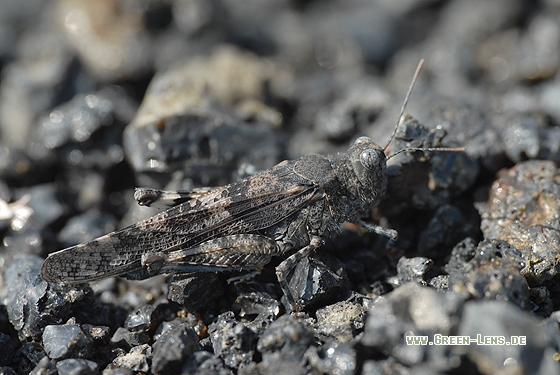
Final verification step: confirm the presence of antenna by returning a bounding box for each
[387,146,465,160]
[383,59,425,152]
[383,59,466,158]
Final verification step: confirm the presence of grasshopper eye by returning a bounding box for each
[360,149,379,170]
[354,136,371,145]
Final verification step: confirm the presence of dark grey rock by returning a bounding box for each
[180,351,232,375]
[417,204,477,258]
[445,237,478,273]
[237,361,260,375]
[401,96,504,172]
[20,342,47,370]
[63,171,106,213]
[362,283,465,371]
[42,324,94,360]
[58,210,118,248]
[56,358,98,375]
[81,324,111,344]
[541,79,560,126]
[282,253,350,313]
[125,305,155,331]
[153,318,187,341]
[0,332,14,366]
[381,116,479,214]
[29,355,57,375]
[257,315,315,374]
[0,30,76,149]
[447,238,530,310]
[257,360,307,375]
[542,311,560,353]
[0,179,11,205]
[168,273,225,313]
[361,357,411,375]
[0,145,46,187]
[457,237,525,269]
[391,256,433,287]
[101,368,134,375]
[122,47,285,184]
[54,2,152,81]
[152,323,201,374]
[124,112,282,185]
[0,366,18,375]
[2,184,66,257]
[0,188,33,235]
[458,300,559,375]
[172,0,216,36]
[110,327,150,349]
[29,87,136,169]
[305,341,356,375]
[500,115,543,162]
[315,80,387,143]
[244,312,276,340]
[529,286,554,317]
[209,312,256,369]
[32,282,106,338]
[476,9,558,86]
[0,0,47,59]
[2,226,57,261]
[4,255,48,341]
[428,275,449,291]
[235,281,280,318]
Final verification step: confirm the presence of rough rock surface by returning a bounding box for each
[1,1,560,374]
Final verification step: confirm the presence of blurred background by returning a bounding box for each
[1,1,560,374]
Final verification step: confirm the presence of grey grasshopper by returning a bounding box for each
[40,60,462,309]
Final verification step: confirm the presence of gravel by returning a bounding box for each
[1,1,560,374]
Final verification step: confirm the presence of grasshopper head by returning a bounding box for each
[345,136,387,206]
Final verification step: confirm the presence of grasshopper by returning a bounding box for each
[40,60,463,309]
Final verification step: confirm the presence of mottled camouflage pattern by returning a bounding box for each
[41,137,388,296]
